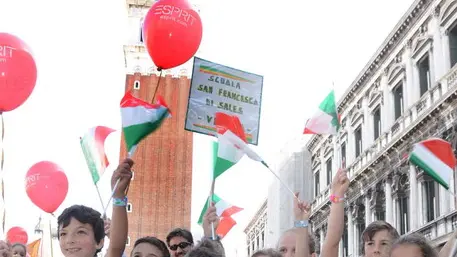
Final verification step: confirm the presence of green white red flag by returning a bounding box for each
[80,126,115,184]
[198,193,243,238]
[409,138,456,190]
[303,90,340,135]
[120,92,171,156]
[212,112,265,179]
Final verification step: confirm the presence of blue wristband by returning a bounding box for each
[113,197,128,207]
[294,220,309,228]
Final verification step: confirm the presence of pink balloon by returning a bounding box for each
[25,161,68,213]
[6,226,28,244]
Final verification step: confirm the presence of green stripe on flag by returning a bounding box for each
[80,138,101,184]
[123,113,168,151]
[410,154,450,189]
[319,90,340,130]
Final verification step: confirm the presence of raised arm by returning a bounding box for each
[294,193,311,257]
[320,169,349,257]
[105,158,133,257]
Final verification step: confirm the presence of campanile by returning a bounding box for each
[122,0,199,252]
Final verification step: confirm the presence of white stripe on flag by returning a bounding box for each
[121,106,163,127]
[414,144,453,185]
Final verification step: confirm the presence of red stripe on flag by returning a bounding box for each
[421,138,456,169]
[93,126,116,168]
[216,216,236,238]
[220,206,243,218]
[215,113,247,142]
[120,92,167,109]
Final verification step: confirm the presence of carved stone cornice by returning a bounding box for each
[337,0,433,113]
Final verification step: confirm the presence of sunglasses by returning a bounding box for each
[169,242,192,251]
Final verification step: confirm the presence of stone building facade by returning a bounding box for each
[308,0,457,256]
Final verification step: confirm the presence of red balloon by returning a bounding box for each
[143,0,203,70]
[6,226,28,244]
[25,161,68,214]
[0,33,37,112]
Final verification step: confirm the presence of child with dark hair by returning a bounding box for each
[57,205,105,257]
[58,158,133,257]
[391,233,437,257]
[131,237,170,257]
[11,243,26,257]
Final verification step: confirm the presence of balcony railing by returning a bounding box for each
[311,64,457,211]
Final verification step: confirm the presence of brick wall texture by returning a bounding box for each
[121,73,193,253]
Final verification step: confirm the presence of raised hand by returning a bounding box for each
[331,168,349,198]
[112,158,134,198]
[0,241,11,257]
[294,192,311,221]
[203,203,220,237]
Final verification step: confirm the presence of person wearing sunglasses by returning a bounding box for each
[166,228,194,257]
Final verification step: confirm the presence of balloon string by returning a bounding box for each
[151,69,163,104]
[0,113,5,234]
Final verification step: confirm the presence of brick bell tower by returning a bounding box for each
[122,0,200,253]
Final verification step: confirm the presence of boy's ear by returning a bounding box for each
[96,238,104,250]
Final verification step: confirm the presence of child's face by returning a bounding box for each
[12,245,26,257]
[391,244,423,257]
[364,230,394,257]
[58,217,103,257]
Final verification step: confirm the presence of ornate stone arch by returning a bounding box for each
[350,109,363,125]
[387,62,405,84]
[440,0,457,26]
[411,34,433,58]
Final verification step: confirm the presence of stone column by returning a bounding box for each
[365,193,372,225]
[381,69,392,130]
[347,126,354,165]
[442,29,451,73]
[333,137,339,175]
[385,178,394,224]
[347,207,354,257]
[440,181,449,216]
[433,7,444,81]
[339,240,344,257]
[409,165,418,230]
[353,222,359,257]
[405,41,416,108]
[363,96,371,148]
[320,147,325,194]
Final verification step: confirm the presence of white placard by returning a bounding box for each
[185,57,263,145]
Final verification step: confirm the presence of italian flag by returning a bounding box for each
[213,112,264,179]
[120,92,171,156]
[197,194,243,238]
[80,126,115,184]
[409,138,456,190]
[303,90,340,135]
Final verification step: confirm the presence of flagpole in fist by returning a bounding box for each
[104,158,134,217]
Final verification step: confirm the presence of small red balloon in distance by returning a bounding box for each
[0,33,37,112]
[25,161,69,214]
[143,0,203,70]
[6,226,28,244]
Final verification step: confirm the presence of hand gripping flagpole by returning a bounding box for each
[103,146,136,216]
[208,179,216,240]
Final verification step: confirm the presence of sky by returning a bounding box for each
[0,0,415,256]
